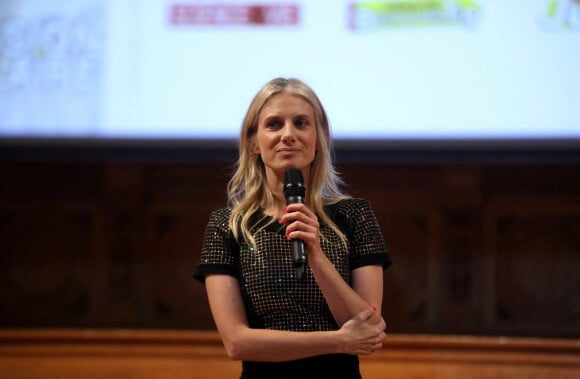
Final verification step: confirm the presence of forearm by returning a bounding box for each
[206,274,355,362]
[222,326,342,362]
[308,248,382,326]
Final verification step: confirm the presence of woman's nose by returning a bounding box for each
[281,123,296,142]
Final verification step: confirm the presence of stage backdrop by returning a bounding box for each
[1,0,579,142]
[0,157,579,338]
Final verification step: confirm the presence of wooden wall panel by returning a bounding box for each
[484,195,580,338]
[0,160,579,338]
[0,203,97,327]
[379,211,432,333]
[145,206,216,329]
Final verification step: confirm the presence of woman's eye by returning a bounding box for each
[266,120,281,129]
[295,119,309,128]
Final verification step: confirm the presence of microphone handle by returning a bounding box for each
[286,195,307,278]
[292,239,307,267]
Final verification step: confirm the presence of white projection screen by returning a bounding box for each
[1,0,579,148]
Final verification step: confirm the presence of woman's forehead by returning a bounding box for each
[260,93,314,117]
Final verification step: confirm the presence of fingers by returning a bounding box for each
[363,332,386,353]
[370,340,383,352]
[280,204,317,224]
[352,306,375,322]
[379,317,387,331]
[356,339,384,355]
[339,311,387,356]
[279,204,320,243]
[285,221,318,241]
[284,203,315,216]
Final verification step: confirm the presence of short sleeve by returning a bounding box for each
[341,199,392,270]
[193,208,239,283]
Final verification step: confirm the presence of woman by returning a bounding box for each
[194,78,391,379]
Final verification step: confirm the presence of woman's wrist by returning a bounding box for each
[329,329,345,355]
[306,246,326,269]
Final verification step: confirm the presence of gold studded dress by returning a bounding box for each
[194,198,391,379]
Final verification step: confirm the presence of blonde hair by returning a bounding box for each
[227,78,349,247]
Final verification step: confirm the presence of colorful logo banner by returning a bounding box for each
[538,0,580,31]
[169,3,300,26]
[348,0,482,30]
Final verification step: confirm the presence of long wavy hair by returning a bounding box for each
[227,78,349,247]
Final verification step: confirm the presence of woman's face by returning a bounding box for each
[253,92,318,182]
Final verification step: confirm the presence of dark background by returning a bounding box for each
[1,139,579,338]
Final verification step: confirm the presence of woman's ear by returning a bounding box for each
[252,143,260,155]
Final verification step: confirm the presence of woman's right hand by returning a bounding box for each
[336,307,387,355]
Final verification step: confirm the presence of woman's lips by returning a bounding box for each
[278,148,298,154]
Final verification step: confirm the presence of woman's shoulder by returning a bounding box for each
[328,197,373,214]
[207,208,232,226]
[324,197,375,230]
[210,207,232,216]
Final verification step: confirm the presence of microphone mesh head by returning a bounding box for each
[284,169,305,198]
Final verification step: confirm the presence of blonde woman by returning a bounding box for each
[194,78,391,379]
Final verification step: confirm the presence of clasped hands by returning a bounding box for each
[338,306,387,356]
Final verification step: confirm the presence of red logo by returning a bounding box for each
[169,3,300,26]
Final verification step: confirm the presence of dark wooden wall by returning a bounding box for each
[1,145,579,338]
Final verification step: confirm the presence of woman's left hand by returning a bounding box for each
[278,203,321,252]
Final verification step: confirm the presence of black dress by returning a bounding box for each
[194,198,391,379]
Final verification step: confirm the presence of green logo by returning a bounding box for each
[349,0,482,30]
[539,0,580,31]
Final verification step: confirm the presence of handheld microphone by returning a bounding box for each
[283,168,307,280]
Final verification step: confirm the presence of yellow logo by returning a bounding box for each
[348,0,482,30]
[539,0,580,31]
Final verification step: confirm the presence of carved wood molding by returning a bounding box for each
[1,329,578,359]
